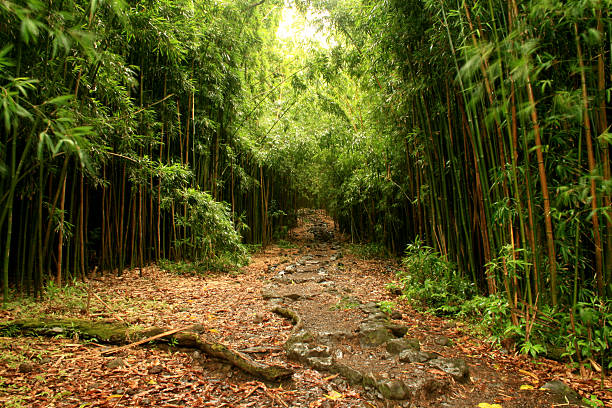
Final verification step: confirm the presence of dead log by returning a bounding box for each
[0,318,292,382]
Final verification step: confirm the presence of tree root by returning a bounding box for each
[271,306,302,331]
[0,318,292,382]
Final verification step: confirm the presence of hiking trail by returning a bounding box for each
[0,210,585,407]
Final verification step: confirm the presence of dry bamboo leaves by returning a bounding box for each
[1,213,610,407]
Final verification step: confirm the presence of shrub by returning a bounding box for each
[397,238,475,315]
[172,188,248,269]
[348,242,389,259]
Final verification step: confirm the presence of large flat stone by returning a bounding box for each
[359,321,393,347]
[399,349,438,363]
[429,358,470,383]
[386,337,420,354]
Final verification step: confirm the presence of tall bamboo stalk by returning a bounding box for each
[575,22,604,296]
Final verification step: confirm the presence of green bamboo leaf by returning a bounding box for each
[44,95,74,106]
[0,45,14,70]
[2,99,11,132]
[20,17,41,44]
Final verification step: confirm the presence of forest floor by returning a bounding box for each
[0,210,609,407]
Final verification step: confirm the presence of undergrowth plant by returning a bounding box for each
[171,188,249,270]
[377,300,396,315]
[398,238,475,315]
[563,294,611,372]
[347,243,390,259]
[397,238,611,370]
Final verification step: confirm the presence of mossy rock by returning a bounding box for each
[378,379,411,400]
[386,337,420,354]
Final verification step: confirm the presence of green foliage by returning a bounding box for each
[561,294,611,370]
[331,295,360,310]
[173,188,247,268]
[582,394,605,408]
[244,244,263,254]
[277,239,297,249]
[40,280,89,314]
[0,0,306,298]
[158,256,244,276]
[457,290,611,366]
[377,300,395,315]
[397,239,475,315]
[385,281,401,294]
[520,341,547,359]
[458,295,512,340]
[0,0,609,392]
[158,259,204,275]
[347,243,389,259]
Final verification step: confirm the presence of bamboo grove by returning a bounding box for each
[1,0,611,361]
[0,0,309,300]
[285,0,611,312]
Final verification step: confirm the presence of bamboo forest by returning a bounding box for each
[0,0,610,406]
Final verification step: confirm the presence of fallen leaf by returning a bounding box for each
[519,384,534,390]
[518,369,538,380]
[427,368,448,376]
[324,390,343,400]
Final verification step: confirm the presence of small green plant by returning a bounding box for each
[169,188,248,270]
[53,390,72,400]
[377,300,395,315]
[560,293,611,372]
[347,243,389,259]
[37,278,89,314]
[520,340,547,359]
[5,396,28,408]
[272,223,290,241]
[159,256,247,276]
[385,281,401,293]
[82,337,99,345]
[0,345,28,369]
[277,239,296,249]
[582,395,604,408]
[245,244,262,254]
[332,296,360,310]
[458,295,512,340]
[44,280,61,299]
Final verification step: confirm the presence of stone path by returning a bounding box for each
[258,210,583,407]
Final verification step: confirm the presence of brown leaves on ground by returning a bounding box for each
[0,210,609,407]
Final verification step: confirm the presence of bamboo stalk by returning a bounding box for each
[575,22,604,297]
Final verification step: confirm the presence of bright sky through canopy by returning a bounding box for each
[276,5,334,48]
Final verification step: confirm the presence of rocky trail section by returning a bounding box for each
[259,210,584,407]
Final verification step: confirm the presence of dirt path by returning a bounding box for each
[0,210,595,407]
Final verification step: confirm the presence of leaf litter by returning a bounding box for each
[0,210,609,407]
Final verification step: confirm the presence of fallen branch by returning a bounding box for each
[89,289,126,323]
[101,325,194,356]
[0,318,292,382]
[262,387,288,408]
[271,306,303,332]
